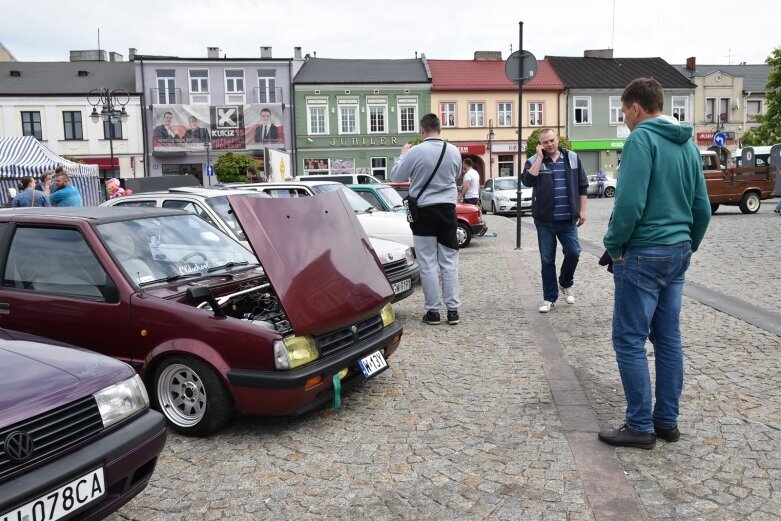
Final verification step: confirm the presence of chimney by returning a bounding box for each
[128,48,137,61]
[109,52,123,62]
[686,56,696,71]
[69,49,109,62]
[474,51,502,61]
[207,46,220,59]
[294,46,302,59]
[584,49,613,59]
[260,46,272,58]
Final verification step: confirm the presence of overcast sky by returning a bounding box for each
[2,0,778,66]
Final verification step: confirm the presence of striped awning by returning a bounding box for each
[0,136,101,206]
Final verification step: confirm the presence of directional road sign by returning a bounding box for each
[713,131,727,148]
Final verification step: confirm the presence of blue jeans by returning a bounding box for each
[774,199,781,211]
[597,183,605,198]
[535,221,581,302]
[611,242,692,433]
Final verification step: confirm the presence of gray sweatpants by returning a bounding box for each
[413,235,460,311]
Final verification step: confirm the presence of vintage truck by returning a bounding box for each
[701,149,776,214]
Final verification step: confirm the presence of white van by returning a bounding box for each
[295,173,383,185]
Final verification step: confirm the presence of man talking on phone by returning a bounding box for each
[522,129,589,313]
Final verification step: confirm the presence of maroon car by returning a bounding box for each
[0,328,166,521]
[0,191,402,436]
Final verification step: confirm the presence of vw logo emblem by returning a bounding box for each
[5,431,34,462]
[388,253,394,260]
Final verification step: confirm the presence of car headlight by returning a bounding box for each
[273,335,319,370]
[93,374,149,428]
[496,195,510,202]
[404,248,414,266]
[380,303,395,327]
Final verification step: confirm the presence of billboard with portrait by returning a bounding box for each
[152,104,285,152]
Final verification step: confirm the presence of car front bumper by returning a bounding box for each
[0,409,166,521]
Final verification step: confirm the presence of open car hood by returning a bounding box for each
[228,190,394,335]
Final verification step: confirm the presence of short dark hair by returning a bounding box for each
[621,77,664,114]
[55,165,67,175]
[261,108,271,116]
[463,158,473,167]
[246,166,257,175]
[419,113,441,133]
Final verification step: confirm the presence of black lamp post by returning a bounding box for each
[88,88,129,178]
[487,119,495,180]
[204,141,212,186]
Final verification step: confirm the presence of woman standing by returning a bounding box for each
[12,176,50,207]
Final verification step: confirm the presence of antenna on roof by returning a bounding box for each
[611,0,616,50]
[509,43,513,53]
[97,28,101,55]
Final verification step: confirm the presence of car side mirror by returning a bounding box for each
[186,285,227,318]
[102,279,120,304]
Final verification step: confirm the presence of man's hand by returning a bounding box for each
[401,143,412,154]
[576,210,586,227]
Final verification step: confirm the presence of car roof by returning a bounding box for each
[0,206,185,224]
[110,187,267,198]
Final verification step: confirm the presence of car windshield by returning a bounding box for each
[97,214,259,287]
[311,184,376,213]
[376,186,404,210]
[206,195,246,241]
[495,178,518,191]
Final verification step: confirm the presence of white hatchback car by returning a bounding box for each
[101,187,419,302]
[479,177,532,215]
[587,174,617,198]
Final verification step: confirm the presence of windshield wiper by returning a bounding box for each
[138,272,205,287]
[207,261,250,273]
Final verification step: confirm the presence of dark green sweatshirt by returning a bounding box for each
[603,117,711,259]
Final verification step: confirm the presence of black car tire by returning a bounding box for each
[710,203,720,214]
[604,186,616,198]
[153,356,233,437]
[491,201,497,214]
[457,222,472,248]
[739,192,760,214]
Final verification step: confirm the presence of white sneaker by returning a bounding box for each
[560,286,575,304]
[538,301,555,313]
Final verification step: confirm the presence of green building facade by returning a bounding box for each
[293,58,431,180]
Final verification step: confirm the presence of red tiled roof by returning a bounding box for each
[428,59,563,91]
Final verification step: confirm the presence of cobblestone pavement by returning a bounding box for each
[111,198,780,521]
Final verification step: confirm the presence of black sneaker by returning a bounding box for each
[422,310,441,325]
[654,425,680,442]
[447,310,459,325]
[598,423,656,449]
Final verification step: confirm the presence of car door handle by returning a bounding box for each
[0,302,9,314]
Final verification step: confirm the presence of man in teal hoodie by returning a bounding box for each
[599,78,711,449]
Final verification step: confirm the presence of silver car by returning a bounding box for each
[587,174,617,198]
[479,177,532,215]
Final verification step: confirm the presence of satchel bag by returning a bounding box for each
[403,142,448,223]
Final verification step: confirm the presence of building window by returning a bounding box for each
[469,102,484,127]
[705,98,715,123]
[609,96,624,125]
[368,105,387,134]
[399,103,417,133]
[671,96,689,123]
[103,120,123,140]
[339,106,358,134]
[257,69,277,103]
[308,107,327,135]
[574,97,591,124]
[189,69,209,104]
[225,69,245,103]
[746,100,762,121]
[21,111,42,140]
[440,102,456,127]
[498,154,514,177]
[719,98,730,124]
[528,102,543,126]
[63,111,83,140]
[371,157,387,180]
[498,102,513,127]
[156,69,176,104]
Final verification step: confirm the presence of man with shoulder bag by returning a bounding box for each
[391,113,463,325]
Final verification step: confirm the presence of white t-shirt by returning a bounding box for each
[462,168,480,199]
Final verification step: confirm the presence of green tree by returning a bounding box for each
[740,48,781,146]
[62,155,84,163]
[524,128,573,158]
[214,153,261,183]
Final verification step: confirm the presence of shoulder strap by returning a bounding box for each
[415,142,448,198]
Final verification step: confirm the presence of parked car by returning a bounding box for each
[294,173,383,185]
[0,328,166,521]
[478,177,532,215]
[586,174,617,198]
[102,187,419,302]
[383,182,487,248]
[0,198,403,436]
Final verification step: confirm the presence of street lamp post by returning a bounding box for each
[487,119,495,180]
[204,141,212,186]
[88,88,129,179]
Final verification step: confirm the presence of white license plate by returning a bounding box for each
[521,200,532,207]
[357,350,388,378]
[392,278,412,295]
[1,468,105,521]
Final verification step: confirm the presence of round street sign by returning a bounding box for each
[505,50,538,85]
[713,131,727,147]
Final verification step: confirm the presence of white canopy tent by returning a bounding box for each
[0,136,101,206]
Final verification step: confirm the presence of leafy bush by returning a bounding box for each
[524,129,573,158]
[214,153,262,183]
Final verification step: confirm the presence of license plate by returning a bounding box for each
[521,200,532,207]
[1,468,105,521]
[357,350,388,379]
[392,278,411,295]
